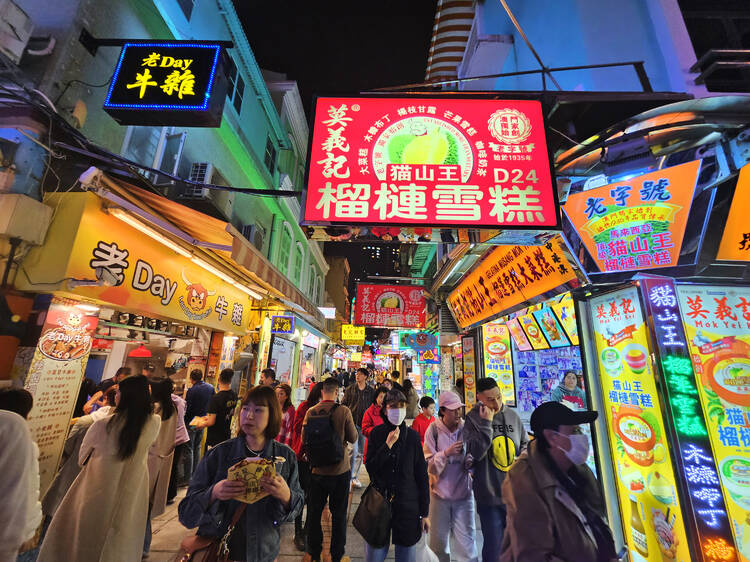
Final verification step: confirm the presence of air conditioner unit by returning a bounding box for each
[181,162,234,220]
[0,0,33,64]
[187,162,214,197]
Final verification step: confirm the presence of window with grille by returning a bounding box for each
[226,56,245,115]
[278,224,292,275]
[264,136,277,175]
[293,243,304,285]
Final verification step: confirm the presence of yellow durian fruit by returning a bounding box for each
[402,128,449,165]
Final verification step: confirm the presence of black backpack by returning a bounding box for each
[304,404,345,468]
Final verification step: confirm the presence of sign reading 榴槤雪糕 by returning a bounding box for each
[355,284,425,328]
[303,97,559,229]
[103,42,228,126]
[563,160,701,274]
[271,316,294,334]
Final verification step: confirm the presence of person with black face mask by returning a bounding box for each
[500,401,617,562]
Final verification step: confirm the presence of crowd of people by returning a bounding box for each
[1,364,615,562]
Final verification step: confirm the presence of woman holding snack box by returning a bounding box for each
[179,385,303,562]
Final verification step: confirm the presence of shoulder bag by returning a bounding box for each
[353,483,392,548]
[174,503,247,562]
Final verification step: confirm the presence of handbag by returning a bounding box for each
[174,503,247,562]
[353,484,392,548]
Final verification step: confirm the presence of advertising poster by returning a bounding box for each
[269,336,295,384]
[550,294,580,345]
[506,317,532,351]
[24,298,98,495]
[481,321,515,406]
[532,306,570,348]
[462,336,477,408]
[518,313,550,350]
[717,164,750,262]
[564,160,701,274]
[304,96,558,229]
[355,283,426,328]
[417,348,440,364]
[589,287,691,561]
[677,284,750,560]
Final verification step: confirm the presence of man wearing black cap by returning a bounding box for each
[500,401,617,562]
[463,377,528,562]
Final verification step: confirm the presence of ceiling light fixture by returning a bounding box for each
[109,208,192,258]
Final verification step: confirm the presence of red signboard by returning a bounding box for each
[355,284,426,328]
[303,96,558,228]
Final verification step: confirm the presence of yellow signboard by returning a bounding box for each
[589,287,690,561]
[447,236,580,330]
[717,164,750,262]
[342,324,365,342]
[481,321,515,406]
[350,351,362,362]
[550,293,579,346]
[462,336,477,408]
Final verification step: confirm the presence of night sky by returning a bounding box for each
[235,0,437,114]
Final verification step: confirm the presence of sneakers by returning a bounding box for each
[351,479,362,489]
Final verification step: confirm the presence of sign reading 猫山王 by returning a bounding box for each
[303,96,559,229]
[103,42,228,126]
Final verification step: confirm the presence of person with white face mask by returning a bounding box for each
[500,402,617,562]
[363,390,430,562]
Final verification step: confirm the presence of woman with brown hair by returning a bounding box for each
[275,383,296,446]
[179,385,303,562]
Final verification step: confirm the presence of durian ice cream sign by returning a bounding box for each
[303,97,558,228]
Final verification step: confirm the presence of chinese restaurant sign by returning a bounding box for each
[481,321,515,406]
[24,298,98,495]
[355,283,426,328]
[447,236,579,330]
[564,160,701,274]
[103,42,227,126]
[462,336,477,408]
[641,278,738,561]
[589,287,692,562]
[677,283,750,559]
[303,96,559,229]
[341,324,365,343]
[717,164,750,262]
[271,315,295,334]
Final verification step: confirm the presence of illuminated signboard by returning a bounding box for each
[462,336,477,408]
[401,332,438,351]
[564,160,701,274]
[103,42,228,126]
[350,351,362,362]
[355,283,425,328]
[418,348,440,364]
[447,235,581,329]
[550,294,579,346]
[341,324,365,342]
[303,96,559,229]
[677,284,750,558]
[532,306,570,348]
[589,286,692,561]
[518,313,549,350]
[271,315,294,334]
[717,164,750,262]
[641,277,738,561]
[506,317,532,351]
[481,321,515,405]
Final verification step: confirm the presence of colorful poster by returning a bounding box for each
[418,348,440,364]
[564,160,701,273]
[304,97,558,229]
[447,235,581,329]
[506,317,532,351]
[717,164,750,262]
[462,336,477,408]
[355,283,426,328]
[24,298,98,495]
[589,287,691,562]
[678,284,750,560]
[532,306,570,348]
[518,314,550,350]
[550,294,580,346]
[481,321,515,406]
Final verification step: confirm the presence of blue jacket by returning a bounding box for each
[185,381,215,423]
[178,437,303,562]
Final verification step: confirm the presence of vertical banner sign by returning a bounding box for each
[677,284,750,561]
[24,298,98,495]
[481,321,515,406]
[355,283,426,328]
[462,336,477,408]
[588,287,692,562]
[641,277,739,562]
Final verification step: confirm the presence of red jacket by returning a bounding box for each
[411,412,435,444]
[361,404,384,462]
[291,400,312,458]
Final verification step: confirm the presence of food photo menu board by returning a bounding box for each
[589,287,690,561]
[518,313,550,350]
[481,321,515,406]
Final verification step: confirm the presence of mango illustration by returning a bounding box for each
[402,129,449,165]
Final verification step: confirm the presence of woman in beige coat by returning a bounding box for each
[38,375,160,562]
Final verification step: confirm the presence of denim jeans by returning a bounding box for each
[186,427,205,478]
[306,471,351,562]
[350,425,365,480]
[429,495,479,562]
[476,503,507,562]
[365,542,416,562]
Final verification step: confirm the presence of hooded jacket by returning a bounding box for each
[462,403,528,506]
[423,418,472,501]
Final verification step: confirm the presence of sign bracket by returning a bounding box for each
[78,28,233,57]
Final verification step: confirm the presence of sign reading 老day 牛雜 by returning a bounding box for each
[355,284,426,328]
[563,160,701,273]
[303,97,558,229]
[271,316,295,334]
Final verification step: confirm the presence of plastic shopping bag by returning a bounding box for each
[416,534,439,562]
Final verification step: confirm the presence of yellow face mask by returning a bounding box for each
[491,435,517,472]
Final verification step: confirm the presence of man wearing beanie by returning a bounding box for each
[463,377,528,562]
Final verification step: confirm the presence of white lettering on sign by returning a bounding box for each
[132,259,178,305]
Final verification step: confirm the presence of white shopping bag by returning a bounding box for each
[416,534,439,562]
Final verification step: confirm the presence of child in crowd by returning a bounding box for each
[411,396,436,443]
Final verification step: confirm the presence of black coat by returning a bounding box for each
[365,420,430,547]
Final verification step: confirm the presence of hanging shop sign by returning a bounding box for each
[417,348,440,364]
[19,194,252,333]
[447,235,581,329]
[716,164,750,262]
[564,160,701,274]
[302,332,321,348]
[589,286,693,561]
[360,351,372,364]
[350,351,362,362]
[332,348,346,360]
[532,306,570,348]
[642,278,739,561]
[677,283,750,559]
[24,298,99,495]
[355,283,426,328]
[303,96,559,229]
[481,321,515,406]
[506,317,532,351]
[402,331,438,351]
[341,323,365,343]
[103,42,228,127]
[462,335,477,408]
[270,315,294,334]
[518,313,550,350]
[550,294,579,346]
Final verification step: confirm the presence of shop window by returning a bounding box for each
[278,223,292,276]
[264,136,277,175]
[293,242,304,285]
[226,56,245,115]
